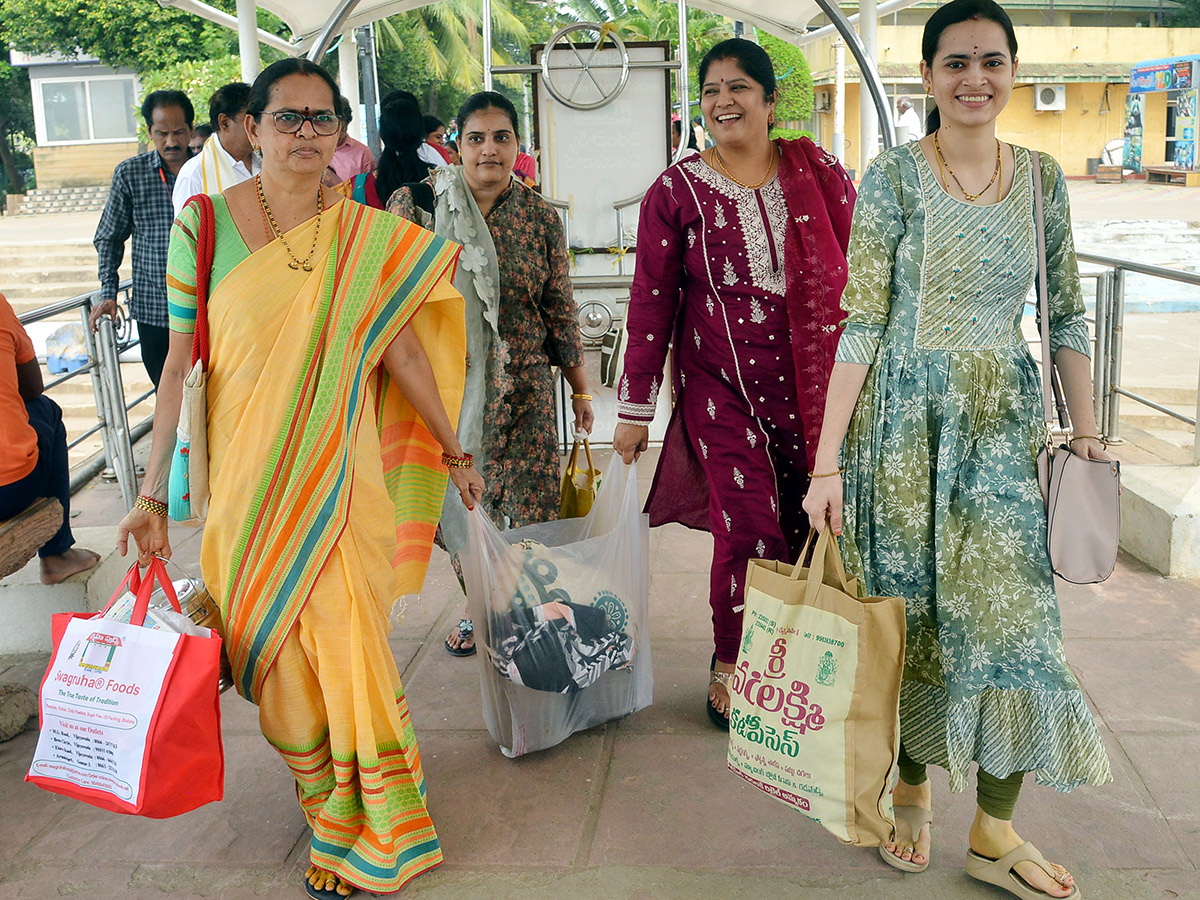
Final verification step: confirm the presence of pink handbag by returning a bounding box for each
[1031,151,1121,584]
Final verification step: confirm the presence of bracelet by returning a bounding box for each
[570,393,593,402]
[808,468,844,479]
[441,451,475,469]
[1069,434,1104,444]
[135,495,168,517]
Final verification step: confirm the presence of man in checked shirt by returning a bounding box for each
[89,90,194,388]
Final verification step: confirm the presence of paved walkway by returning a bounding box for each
[1,445,1198,900]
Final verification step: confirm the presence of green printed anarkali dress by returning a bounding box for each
[837,144,1111,793]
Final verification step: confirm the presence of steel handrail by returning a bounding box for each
[17,281,149,503]
[1076,251,1200,462]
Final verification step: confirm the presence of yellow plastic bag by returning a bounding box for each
[560,438,602,519]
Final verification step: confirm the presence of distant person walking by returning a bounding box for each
[172,82,259,215]
[325,95,374,186]
[349,94,436,209]
[90,90,194,388]
[424,114,453,163]
[896,95,924,141]
[0,293,100,584]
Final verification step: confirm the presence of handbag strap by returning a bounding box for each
[191,193,216,371]
[1030,151,1056,432]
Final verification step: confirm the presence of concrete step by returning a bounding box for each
[3,266,108,285]
[4,281,107,303]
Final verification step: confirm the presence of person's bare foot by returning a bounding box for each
[886,778,933,866]
[444,617,475,655]
[969,810,1076,898]
[708,659,735,717]
[40,548,101,585]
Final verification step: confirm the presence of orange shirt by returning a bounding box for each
[0,293,38,485]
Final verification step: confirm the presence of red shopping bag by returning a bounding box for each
[26,558,224,817]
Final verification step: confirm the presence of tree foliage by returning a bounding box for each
[136,56,244,141]
[757,31,815,140]
[0,59,35,193]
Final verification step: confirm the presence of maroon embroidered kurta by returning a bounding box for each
[618,138,855,662]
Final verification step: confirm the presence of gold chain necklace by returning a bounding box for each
[255,175,324,271]
[933,130,1002,202]
[712,144,778,190]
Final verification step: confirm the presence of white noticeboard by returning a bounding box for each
[533,41,672,251]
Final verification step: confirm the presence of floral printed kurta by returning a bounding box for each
[837,144,1111,792]
[390,172,583,532]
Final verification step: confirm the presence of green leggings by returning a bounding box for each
[898,744,1024,820]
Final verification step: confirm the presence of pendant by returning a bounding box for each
[301,262,312,272]
[288,260,299,270]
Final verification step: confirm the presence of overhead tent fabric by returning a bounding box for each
[258,0,835,52]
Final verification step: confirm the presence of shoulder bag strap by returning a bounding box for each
[1030,150,1055,432]
[192,193,215,372]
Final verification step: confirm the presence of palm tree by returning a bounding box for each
[376,0,529,94]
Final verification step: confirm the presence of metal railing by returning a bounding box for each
[17,281,152,506]
[1078,251,1200,463]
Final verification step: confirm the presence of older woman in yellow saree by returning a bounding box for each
[117,59,482,900]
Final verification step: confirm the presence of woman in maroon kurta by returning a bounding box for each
[613,39,855,729]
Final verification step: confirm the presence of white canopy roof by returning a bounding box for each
[259,0,832,52]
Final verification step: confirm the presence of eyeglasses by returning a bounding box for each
[265,110,341,136]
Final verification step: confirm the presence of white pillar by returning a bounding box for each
[833,39,846,165]
[338,31,363,142]
[858,0,878,176]
[482,0,494,91]
[235,0,261,84]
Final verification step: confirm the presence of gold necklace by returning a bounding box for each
[712,144,778,190]
[933,130,1002,202]
[255,175,324,271]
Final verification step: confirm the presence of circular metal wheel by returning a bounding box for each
[577,299,615,341]
[540,23,630,111]
[114,304,134,352]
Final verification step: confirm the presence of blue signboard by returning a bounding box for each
[1129,56,1198,94]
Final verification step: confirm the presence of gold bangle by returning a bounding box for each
[808,468,844,479]
[1068,434,1103,444]
[570,393,593,402]
[135,495,168,517]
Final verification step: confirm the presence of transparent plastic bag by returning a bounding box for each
[460,454,652,757]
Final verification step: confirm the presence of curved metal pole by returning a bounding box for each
[672,0,691,165]
[307,0,364,62]
[811,0,896,150]
[483,0,494,90]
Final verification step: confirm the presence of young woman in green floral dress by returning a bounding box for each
[803,2,1111,897]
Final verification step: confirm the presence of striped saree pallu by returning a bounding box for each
[216,201,462,702]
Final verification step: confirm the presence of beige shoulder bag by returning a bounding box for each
[1031,150,1121,584]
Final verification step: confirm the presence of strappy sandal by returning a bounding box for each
[967,842,1080,899]
[304,866,356,899]
[879,804,933,873]
[444,618,477,657]
[706,652,731,731]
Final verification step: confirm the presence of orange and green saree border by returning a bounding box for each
[222,201,463,702]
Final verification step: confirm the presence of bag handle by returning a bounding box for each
[101,558,182,626]
[566,437,597,476]
[191,193,216,371]
[787,525,854,604]
[1030,151,1058,435]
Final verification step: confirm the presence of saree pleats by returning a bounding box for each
[200,201,463,891]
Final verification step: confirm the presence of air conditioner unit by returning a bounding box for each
[1035,84,1067,112]
[814,88,832,112]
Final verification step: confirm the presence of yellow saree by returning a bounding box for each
[167,196,464,892]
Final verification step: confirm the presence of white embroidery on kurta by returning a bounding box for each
[618,374,630,401]
[693,328,701,349]
[680,372,687,388]
[750,298,766,323]
[733,467,745,488]
[722,509,731,530]
[730,575,737,596]
[700,438,709,459]
[687,227,696,248]
[770,496,777,513]
[740,177,788,296]
[707,397,716,419]
[723,258,737,286]
[714,203,727,228]
[746,428,757,448]
[648,376,660,405]
[706,296,715,315]
[720,368,730,381]
[756,539,766,558]
[661,174,673,189]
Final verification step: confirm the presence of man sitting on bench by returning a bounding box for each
[0,293,99,584]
